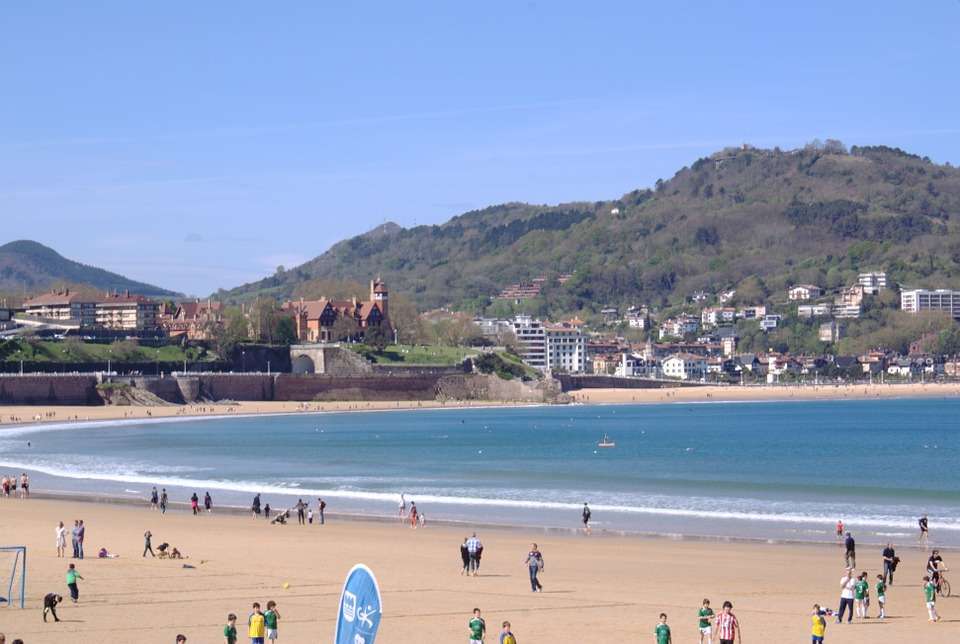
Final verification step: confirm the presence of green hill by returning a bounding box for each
[0,240,179,298]
[220,142,960,315]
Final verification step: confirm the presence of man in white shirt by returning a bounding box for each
[466,533,482,576]
[837,568,856,623]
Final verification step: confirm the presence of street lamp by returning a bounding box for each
[156,349,160,376]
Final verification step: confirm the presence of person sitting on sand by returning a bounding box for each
[157,542,170,558]
[271,511,288,525]
[97,547,118,559]
[170,547,183,559]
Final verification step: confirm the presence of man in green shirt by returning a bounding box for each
[655,613,672,644]
[469,607,486,643]
[923,575,939,622]
[697,599,714,643]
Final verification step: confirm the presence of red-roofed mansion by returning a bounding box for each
[283,278,392,343]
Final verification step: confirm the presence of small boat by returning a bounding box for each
[597,433,616,448]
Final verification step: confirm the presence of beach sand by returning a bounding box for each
[571,381,960,405]
[1,498,957,643]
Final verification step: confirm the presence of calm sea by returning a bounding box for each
[2,398,958,545]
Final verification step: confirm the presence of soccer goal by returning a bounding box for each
[0,546,26,609]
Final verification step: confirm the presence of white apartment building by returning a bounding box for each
[96,292,160,331]
[22,290,97,327]
[760,314,782,331]
[788,284,822,301]
[658,315,699,340]
[544,323,587,373]
[901,289,960,320]
[797,303,832,318]
[701,307,735,327]
[661,353,707,380]
[858,271,888,295]
[510,315,546,370]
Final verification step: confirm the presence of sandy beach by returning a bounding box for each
[0,497,957,643]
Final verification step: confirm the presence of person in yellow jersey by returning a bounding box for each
[248,602,266,644]
[811,604,826,643]
[499,620,517,644]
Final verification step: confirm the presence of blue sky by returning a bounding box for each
[2,2,958,296]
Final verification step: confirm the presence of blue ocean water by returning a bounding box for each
[1,399,958,544]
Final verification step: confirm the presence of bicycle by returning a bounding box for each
[937,572,951,598]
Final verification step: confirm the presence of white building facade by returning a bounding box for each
[901,289,960,320]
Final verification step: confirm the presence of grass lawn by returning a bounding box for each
[0,339,216,363]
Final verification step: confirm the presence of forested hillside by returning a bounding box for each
[220,142,960,317]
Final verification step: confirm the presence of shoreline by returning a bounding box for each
[20,488,960,552]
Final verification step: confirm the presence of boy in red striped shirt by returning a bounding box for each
[715,601,741,644]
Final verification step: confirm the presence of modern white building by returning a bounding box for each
[858,271,888,295]
[661,353,707,380]
[658,315,699,339]
[701,307,735,327]
[544,322,587,373]
[901,288,960,320]
[510,315,546,370]
[760,314,782,331]
[798,303,832,318]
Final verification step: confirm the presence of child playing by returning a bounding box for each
[65,563,84,603]
[264,600,281,642]
[223,613,237,644]
[698,599,714,644]
[811,604,826,643]
[875,574,887,619]
[469,607,486,644]
[854,572,869,619]
[248,602,266,644]
[923,575,939,622]
[655,613,672,644]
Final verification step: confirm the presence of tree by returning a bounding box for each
[211,308,250,357]
[364,325,391,353]
[274,316,298,345]
[330,315,359,342]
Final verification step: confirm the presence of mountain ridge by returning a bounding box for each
[0,240,180,298]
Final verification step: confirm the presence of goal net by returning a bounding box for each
[0,546,26,609]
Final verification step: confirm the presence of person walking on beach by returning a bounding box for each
[835,519,844,540]
[318,498,326,524]
[524,543,544,592]
[460,538,471,575]
[143,530,155,557]
[811,604,826,643]
[296,498,306,525]
[190,492,200,515]
[466,533,482,575]
[55,521,67,558]
[65,563,83,603]
[42,593,63,622]
[837,568,856,623]
[264,600,280,642]
[150,487,159,510]
[499,621,516,644]
[919,515,929,545]
[307,506,314,524]
[248,602,266,644]
[468,607,486,644]
[252,493,262,518]
[882,543,897,585]
[654,612,672,644]
[160,488,168,514]
[77,520,85,559]
[409,501,419,528]
[582,502,592,535]
[715,601,740,644]
[19,473,28,498]
[264,503,271,521]
[923,574,940,622]
[844,532,856,568]
[398,493,406,521]
[697,598,714,644]
[204,491,212,513]
[71,520,80,559]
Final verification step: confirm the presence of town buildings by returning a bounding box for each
[162,299,223,340]
[510,315,547,370]
[661,353,707,380]
[901,288,960,320]
[22,289,97,326]
[544,320,587,373]
[858,271,888,295]
[22,289,159,330]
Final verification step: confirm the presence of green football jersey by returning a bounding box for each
[698,607,714,628]
[655,623,671,644]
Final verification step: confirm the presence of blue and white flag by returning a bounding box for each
[335,564,382,644]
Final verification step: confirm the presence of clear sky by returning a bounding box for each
[2,2,958,296]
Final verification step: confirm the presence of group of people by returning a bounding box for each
[240,600,281,644]
[457,536,546,593]
[250,493,327,525]
[835,536,948,627]
[467,608,518,644]
[398,493,425,528]
[645,599,742,644]
[54,519,86,559]
[0,473,28,498]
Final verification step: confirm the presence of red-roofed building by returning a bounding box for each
[283,279,391,343]
[162,299,223,340]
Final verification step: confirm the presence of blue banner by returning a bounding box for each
[335,564,382,644]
